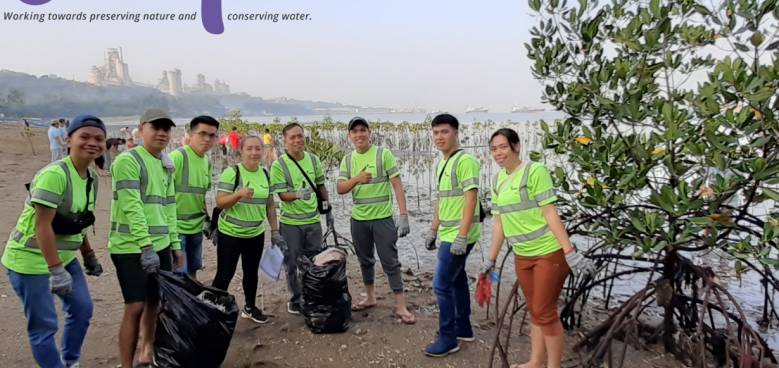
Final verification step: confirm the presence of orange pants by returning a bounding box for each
[515,249,570,336]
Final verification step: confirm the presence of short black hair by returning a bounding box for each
[431,113,459,130]
[264,128,270,133]
[190,115,220,131]
[282,122,304,136]
[232,126,237,131]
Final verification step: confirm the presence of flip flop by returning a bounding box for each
[395,311,416,325]
[351,301,376,311]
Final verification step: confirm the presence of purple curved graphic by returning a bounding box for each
[20,0,51,5]
[202,0,224,35]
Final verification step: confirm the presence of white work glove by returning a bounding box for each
[295,187,312,201]
[450,235,468,255]
[161,153,175,170]
[396,214,410,238]
[271,230,288,252]
[479,259,495,277]
[49,264,73,296]
[565,251,596,277]
[140,246,160,274]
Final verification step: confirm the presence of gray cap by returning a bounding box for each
[139,109,175,126]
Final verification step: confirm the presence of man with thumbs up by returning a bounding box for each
[337,117,415,325]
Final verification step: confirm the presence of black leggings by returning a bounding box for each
[211,231,265,308]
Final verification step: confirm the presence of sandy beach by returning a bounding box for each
[0,124,680,368]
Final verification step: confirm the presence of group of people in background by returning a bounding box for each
[8,110,596,368]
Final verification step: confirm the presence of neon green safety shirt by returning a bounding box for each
[170,146,211,235]
[436,150,481,244]
[217,164,270,238]
[108,146,181,254]
[338,145,400,221]
[270,152,325,226]
[491,161,560,257]
[2,157,97,275]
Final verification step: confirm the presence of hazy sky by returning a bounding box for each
[1,0,542,112]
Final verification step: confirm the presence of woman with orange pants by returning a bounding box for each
[480,128,595,368]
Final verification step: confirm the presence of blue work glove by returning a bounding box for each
[450,235,468,255]
[49,264,72,296]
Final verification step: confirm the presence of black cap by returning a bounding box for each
[348,117,369,131]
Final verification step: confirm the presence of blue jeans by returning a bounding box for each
[433,241,474,345]
[7,260,93,368]
[179,233,204,277]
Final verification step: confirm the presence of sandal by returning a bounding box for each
[351,300,376,311]
[395,311,416,325]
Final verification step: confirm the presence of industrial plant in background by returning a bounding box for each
[87,48,133,86]
[86,47,230,96]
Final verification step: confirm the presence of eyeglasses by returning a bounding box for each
[194,131,218,139]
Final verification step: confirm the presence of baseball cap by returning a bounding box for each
[67,115,107,136]
[348,117,369,131]
[140,109,175,127]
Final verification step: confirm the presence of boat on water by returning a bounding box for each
[465,106,488,113]
[511,106,545,113]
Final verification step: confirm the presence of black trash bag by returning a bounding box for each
[153,271,238,368]
[298,255,352,334]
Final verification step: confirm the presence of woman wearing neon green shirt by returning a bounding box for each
[212,136,286,324]
[2,115,106,368]
[480,128,595,368]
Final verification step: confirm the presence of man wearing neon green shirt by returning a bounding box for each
[337,117,415,325]
[169,115,219,279]
[423,113,482,357]
[270,122,334,315]
[109,109,184,368]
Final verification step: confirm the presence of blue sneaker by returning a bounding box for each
[424,339,460,357]
[457,333,475,342]
[457,325,475,342]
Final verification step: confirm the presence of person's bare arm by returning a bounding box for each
[389,176,407,215]
[216,188,252,209]
[278,192,298,202]
[317,184,329,201]
[337,168,371,194]
[487,214,505,262]
[266,195,279,232]
[542,204,575,254]
[431,199,440,231]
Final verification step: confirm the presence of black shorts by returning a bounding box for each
[111,248,173,304]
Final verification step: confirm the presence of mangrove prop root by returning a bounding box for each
[572,252,777,367]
